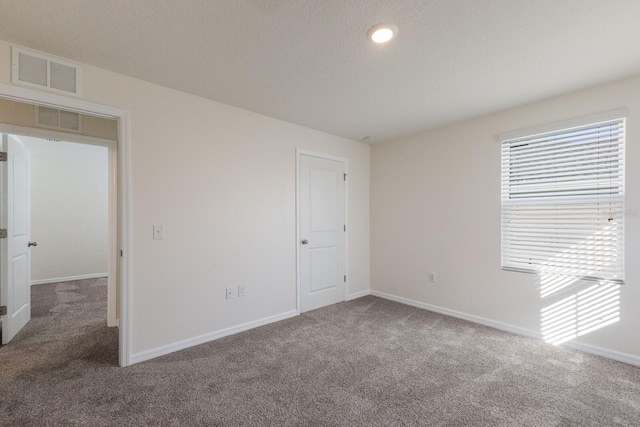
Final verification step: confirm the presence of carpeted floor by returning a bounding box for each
[1,279,639,426]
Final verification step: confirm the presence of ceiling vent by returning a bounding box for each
[12,47,82,96]
[36,106,82,133]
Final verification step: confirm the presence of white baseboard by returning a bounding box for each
[131,309,299,365]
[31,273,108,286]
[561,340,640,367]
[370,290,640,367]
[346,290,371,301]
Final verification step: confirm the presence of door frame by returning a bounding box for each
[0,82,132,367]
[295,148,349,314]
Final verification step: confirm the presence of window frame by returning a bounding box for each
[500,110,626,284]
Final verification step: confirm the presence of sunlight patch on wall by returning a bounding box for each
[538,218,622,345]
[541,282,620,345]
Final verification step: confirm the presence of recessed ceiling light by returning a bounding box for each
[362,136,377,143]
[367,23,398,44]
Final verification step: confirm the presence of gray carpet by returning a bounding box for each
[1,279,639,426]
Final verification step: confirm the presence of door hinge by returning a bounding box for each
[0,229,6,239]
[344,173,347,181]
[344,224,346,232]
[344,275,347,283]
[120,250,123,257]
[0,306,7,316]
[0,152,6,162]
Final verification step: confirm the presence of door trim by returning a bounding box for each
[295,148,349,314]
[0,82,132,367]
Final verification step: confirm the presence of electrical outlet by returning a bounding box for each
[428,272,437,283]
[238,285,246,297]
[226,287,235,299]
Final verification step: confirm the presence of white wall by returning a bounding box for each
[371,75,640,361]
[0,40,370,359]
[23,137,108,283]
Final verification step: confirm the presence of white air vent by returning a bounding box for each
[36,106,82,133]
[12,47,82,96]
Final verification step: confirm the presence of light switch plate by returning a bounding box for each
[153,225,164,240]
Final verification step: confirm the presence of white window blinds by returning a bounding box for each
[501,118,625,283]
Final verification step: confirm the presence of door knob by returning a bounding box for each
[28,241,38,247]
[301,239,309,245]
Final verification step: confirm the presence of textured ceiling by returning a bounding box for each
[1,0,640,143]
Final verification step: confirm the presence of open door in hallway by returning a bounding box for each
[1,134,32,344]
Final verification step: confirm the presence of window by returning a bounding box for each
[501,116,625,283]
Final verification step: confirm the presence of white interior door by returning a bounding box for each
[299,154,346,313]
[1,134,32,344]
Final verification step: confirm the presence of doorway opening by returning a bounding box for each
[24,136,112,296]
[0,82,131,366]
